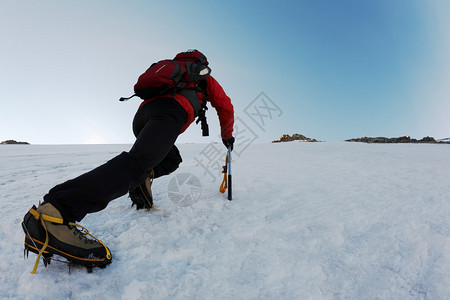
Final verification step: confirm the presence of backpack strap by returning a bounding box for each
[119,94,137,101]
[195,80,209,136]
[178,88,202,115]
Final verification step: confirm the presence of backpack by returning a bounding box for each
[119,50,211,118]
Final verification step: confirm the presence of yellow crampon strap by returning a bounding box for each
[28,207,111,274]
[219,153,229,193]
[29,208,56,274]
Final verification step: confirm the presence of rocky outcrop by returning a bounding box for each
[1,139,30,145]
[346,136,450,144]
[272,134,318,143]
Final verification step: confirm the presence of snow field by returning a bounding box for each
[1,142,450,299]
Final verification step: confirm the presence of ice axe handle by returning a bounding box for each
[227,146,232,200]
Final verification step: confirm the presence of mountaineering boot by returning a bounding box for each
[22,203,111,273]
[129,171,154,210]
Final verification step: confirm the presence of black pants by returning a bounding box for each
[44,98,187,222]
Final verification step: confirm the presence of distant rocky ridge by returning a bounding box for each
[272,134,318,143]
[346,136,450,144]
[1,139,30,145]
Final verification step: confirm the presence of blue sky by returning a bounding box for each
[1,0,449,144]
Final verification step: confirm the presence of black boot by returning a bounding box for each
[129,171,154,210]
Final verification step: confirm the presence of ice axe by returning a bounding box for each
[219,146,232,200]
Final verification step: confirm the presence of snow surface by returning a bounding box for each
[1,142,450,299]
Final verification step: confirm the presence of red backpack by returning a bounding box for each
[120,50,211,117]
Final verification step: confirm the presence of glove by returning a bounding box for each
[222,136,235,151]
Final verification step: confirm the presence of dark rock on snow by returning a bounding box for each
[345,136,450,144]
[1,139,30,145]
[272,134,318,143]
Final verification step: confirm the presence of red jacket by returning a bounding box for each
[139,76,234,139]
